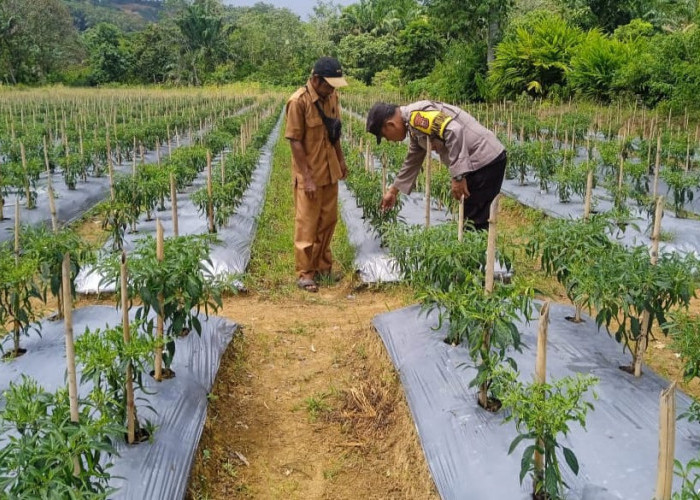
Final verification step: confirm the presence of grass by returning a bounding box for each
[303,391,332,422]
[247,123,355,296]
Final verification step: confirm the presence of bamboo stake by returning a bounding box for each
[121,251,136,444]
[457,195,465,242]
[485,195,500,294]
[206,151,215,233]
[583,169,594,221]
[425,139,432,228]
[634,196,664,378]
[170,173,179,236]
[62,253,79,422]
[106,129,114,201]
[20,142,34,209]
[154,220,164,382]
[534,301,551,478]
[13,197,20,354]
[381,154,387,194]
[220,151,226,184]
[478,195,501,409]
[653,135,662,198]
[654,382,677,500]
[37,139,57,233]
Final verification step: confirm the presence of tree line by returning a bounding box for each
[1,0,699,109]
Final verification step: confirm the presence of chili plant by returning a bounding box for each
[344,157,404,240]
[673,456,700,500]
[418,274,534,409]
[526,215,615,323]
[660,168,700,218]
[528,140,558,193]
[507,140,530,185]
[0,376,120,498]
[384,222,504,292]
[553,161,588,204]
[191,180,245,231]
[494,368,598,500]
[97,235,224,373]
[20,225,94,319]
[583,245,699,372]
[667,310,700,383]
[75,320,158,442]
[0,249,41,357]
[98,200,137,252]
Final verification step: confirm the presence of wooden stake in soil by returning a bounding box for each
[484,195,500,294]
[44,136,58,232]
[478,195,500,409]
[534,301,551,478]
[654,382,677,500]
[634,196,664,378]
[653,135,662,198]
[206,151,215,233]
[170,173,179,237]
[457,195,465,242]
[583,169,594,221]
[424,139,432,228]
[120,251,136,444]
[154,220,164,382]
[381,154,387,194]
[62,253,79,423]
[106,129,115,201]
[220,150,226,184]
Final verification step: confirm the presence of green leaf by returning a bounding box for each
[563,446,579,475]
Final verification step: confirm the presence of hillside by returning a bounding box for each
[64,0,163,32]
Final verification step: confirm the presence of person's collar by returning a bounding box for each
[400,106,410,127]
[306,79,321,103]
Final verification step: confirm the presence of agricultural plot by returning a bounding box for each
[0,88,286,499]
[336,96,700,498]
[76,100,284,293]
[0,89,255,244]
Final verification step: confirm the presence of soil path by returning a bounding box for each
[187,282,439,499]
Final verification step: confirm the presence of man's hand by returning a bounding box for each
[380,186,399,211]
[339,160,348,180]
[451,177,470,201]
[303,176,317,200]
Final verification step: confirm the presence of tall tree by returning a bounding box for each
[130,23,180,84]
[175,0,227,85]
[83,23,133,84]
[424,0,514,63]
[0,0,82,84]
[228,6,311,85]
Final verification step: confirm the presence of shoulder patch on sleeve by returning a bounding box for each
[409,110,453,139]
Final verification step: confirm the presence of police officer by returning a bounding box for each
[285,57,348,292]
[366,100,506,230]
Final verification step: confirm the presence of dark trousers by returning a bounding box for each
[463,151,507,231]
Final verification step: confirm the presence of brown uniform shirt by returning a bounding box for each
[285,80,343,187]
[393,100,505,195]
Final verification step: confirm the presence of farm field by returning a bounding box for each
[1,83,699,500]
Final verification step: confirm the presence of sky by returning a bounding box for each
[223,0,358,20]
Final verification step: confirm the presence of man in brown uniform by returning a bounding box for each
[285,57,348,292]
[366,101,506,230]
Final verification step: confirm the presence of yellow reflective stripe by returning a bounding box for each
[409,111,453,139]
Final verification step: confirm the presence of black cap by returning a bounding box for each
[312,57,348,87]
[366,102,397,144]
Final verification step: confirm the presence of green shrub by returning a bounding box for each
[568,30,630,102]
[489,12,584,98]
[0,376,119,498]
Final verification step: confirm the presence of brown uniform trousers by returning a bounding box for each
[285,81,344,281]
[294,182,338,279]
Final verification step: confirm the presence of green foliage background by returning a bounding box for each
[1,0,700,108]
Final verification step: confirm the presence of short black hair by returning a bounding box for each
[366,102,398,145]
